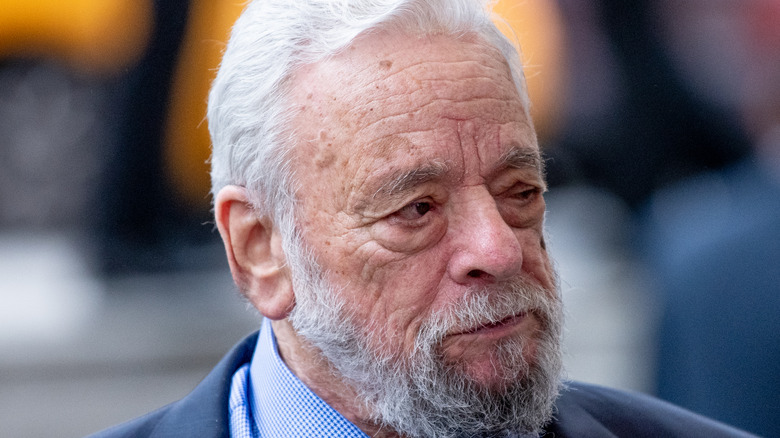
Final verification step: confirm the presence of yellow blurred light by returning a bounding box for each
[493,0,567,141]
[163,1,247,210]
[0,0,153,75]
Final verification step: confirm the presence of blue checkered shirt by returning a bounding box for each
[228,318,368,437]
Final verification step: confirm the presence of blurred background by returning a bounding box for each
[1,0,777,437]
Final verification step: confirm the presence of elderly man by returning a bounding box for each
[90,0,753,437]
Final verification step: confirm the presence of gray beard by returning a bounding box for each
[286,238,563,438]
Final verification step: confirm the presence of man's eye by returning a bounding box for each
[395,201,432,221]
[515,187,540,201]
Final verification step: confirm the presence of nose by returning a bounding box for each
[447,192,524,284]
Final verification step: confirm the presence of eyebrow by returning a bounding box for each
[500,148,547,185]
[368,148,545,201]
[372,159,450,199]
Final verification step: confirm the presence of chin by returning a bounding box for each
[447,335,538,390]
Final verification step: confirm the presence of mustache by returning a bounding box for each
[417,277,560,345]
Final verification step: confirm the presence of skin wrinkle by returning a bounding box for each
[345,133,541,286]
[457,119,478,181]
[352,95,518,137]
[347,68,518,121]
[370,64,510,99]
[352,160,452,285]
[360,200,451,268]
[275,31,558,434]
[338,48,518,133]
[366,49,509,83]
[345,130,453,218]
[312,132,544,284]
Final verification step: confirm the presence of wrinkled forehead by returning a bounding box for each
[299,31,522,100]
[284,31,537,202]
[288,31,529,141]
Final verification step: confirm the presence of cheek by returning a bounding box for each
[518,229,556,290]
[337,242,448,345]
[351,242,448,303]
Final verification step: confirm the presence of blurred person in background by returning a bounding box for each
[536,0,754,397]
[543,1,778,434]
[544,0,751,208]
[89,0,754,436]
[640,1,780,436]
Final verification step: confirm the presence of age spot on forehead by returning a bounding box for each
[315,130,337,169]
[371,135,419,162]
[379,59,393,69]
[315,146,336,169]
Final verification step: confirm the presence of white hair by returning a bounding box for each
[208,0,530,235]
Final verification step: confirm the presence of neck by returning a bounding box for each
[270,319,402,437]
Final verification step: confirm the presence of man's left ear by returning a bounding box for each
[214,186,294,320]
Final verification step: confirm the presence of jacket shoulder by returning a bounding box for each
[88,407,170,438]
[546,382,757,438]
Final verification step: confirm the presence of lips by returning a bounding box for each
[456,311,528,336]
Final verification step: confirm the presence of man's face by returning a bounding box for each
[288,31,558,387]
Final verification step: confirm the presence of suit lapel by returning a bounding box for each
[147,332,259,438]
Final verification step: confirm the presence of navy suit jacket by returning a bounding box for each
[88,332,754,438]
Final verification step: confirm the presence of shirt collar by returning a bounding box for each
[248,318,368,437]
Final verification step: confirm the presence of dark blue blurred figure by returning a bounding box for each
[646,156,780,437]
[642,1,780,436]
[98,0,224,275]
